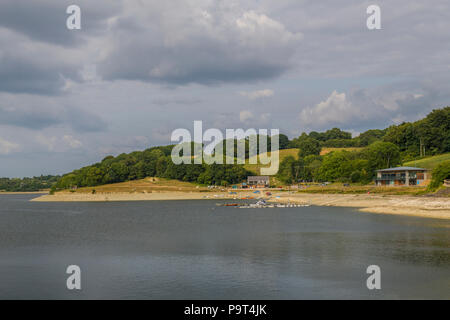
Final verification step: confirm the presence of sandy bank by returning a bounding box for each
[31,191,450,220]
[272,193,450,220]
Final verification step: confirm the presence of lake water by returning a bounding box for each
[0,194,448,299]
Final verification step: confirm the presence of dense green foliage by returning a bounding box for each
[383,107,450,160]
[53,145,251,190]
[427,161,450,191]
[296,135,321,157]
[278,142,401,184]
[308,128,352,141]
[277,107,448,184]
[0,175,59,192]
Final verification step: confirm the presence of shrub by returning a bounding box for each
[427,160,450,191]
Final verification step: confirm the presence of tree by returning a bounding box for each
[307,128,351,141]
[356,129,387,146]
[277,156,296,184]
[303,155,323,181]
[298,138,321,158]
[277,156,305,184]
[316,150,371,183]
[317,151,353,182]
[323,128,352,140]
[427,160,450,191]
[273,134,290,150]
[383,106,450,158]
[363,141,401,172]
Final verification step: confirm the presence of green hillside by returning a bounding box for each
[244,147,364,175]
[244,148,298,175]
[404,153,450,169]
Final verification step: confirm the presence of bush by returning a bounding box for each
[350,171,361,183]
[427,160,450,191]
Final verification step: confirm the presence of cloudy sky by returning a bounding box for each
[1,0,450,177]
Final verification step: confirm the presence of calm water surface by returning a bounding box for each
[0,194,449,299]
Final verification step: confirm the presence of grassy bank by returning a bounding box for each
[404,153,450,169]
[59,177,209,194]
[296,183,430,196]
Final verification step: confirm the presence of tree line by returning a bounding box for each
[0,175,60,192]
[52,145,251,191]
[288,107,449,157]
[52,106,449,190]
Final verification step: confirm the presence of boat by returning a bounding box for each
[216,203,239,207]
[238,201,311,209]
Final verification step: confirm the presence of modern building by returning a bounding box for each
[375,167,430,186]
[247,176,270,188]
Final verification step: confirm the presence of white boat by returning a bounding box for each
[237,201,311,209]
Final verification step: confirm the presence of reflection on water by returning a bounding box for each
[0,194,448,299]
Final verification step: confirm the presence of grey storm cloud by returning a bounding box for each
[97,1,302,85]
[0,53,73,95]
[0,0,120,46]
[2,0,450,93]
[0,0,120,95]
[0,28,80,95]
[0,96,107,132]
[65,108,108,132]
[275,0,450,79]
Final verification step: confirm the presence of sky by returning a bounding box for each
[1,0,450,177]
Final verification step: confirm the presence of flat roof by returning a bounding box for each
[376,166,427,172]
[248,176,270,180]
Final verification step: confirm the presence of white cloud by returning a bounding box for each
[0,137,19,155]
[35,134,83,152]
[239,110,271,126]
[239,89,274,100]
[98,2,302,84]
[239,110,254,123]
[36,134,58,151]
[62,135,82,149]
[300,90,358,127]
[299,85,445,131]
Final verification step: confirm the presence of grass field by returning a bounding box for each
[320,147,363,155]
[404,153,450,169]
[65,177,209,194]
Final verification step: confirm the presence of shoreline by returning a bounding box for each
[1,191,48,195]
[270,193,450,220]
[31,191,450,220]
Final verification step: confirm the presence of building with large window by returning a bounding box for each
[375,167,430,186]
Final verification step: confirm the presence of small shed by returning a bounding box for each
[247,176,270,188]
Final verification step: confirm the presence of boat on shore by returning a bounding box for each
[238,199,310,209]
[238,203,310,209]
[218,199,310,209]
